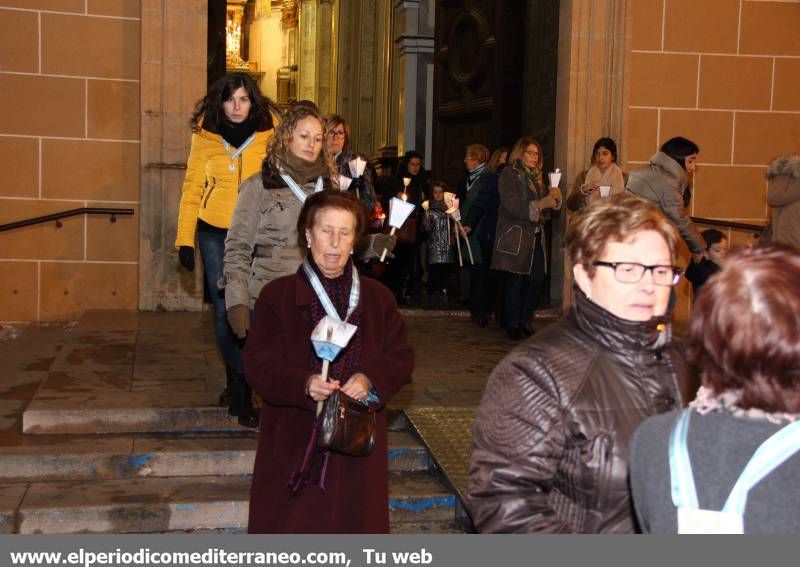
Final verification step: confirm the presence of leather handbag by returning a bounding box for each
[316,389,376,457]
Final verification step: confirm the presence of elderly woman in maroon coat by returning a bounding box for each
[244,190,414,533]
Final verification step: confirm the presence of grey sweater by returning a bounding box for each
[630,410,800,534]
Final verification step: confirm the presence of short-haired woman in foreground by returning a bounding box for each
[469,194,689,533]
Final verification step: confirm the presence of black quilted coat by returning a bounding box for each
[468,288,689,533]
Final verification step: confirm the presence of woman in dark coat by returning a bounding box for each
[244,191,414,533]
[491,137,562,340]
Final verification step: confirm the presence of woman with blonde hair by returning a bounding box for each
[221,103,336,425]
[491,137,562,339]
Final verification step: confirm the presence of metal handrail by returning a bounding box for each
[691,216,767,232]
[0,207,135,233]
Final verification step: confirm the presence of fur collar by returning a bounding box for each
[767,154,800,180]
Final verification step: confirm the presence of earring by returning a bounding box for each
[350,249,354,255]
[307,241,311,248]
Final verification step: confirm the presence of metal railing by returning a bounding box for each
[691,216,767,233]
[0,207,135,233]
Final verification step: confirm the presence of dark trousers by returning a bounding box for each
[197,228,244,373]
[427,263,452,294]
[502,233,546,329]
[469,239,497,320]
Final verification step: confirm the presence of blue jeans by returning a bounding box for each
[197,228,244,373]
[503,232,546,329]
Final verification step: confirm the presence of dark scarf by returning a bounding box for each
[279,152,329,185]
[218,119,257,149]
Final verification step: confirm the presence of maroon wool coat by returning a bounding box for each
[243,272,414,533]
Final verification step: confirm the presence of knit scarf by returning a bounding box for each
[428,198,447,213]
[583,163,626,203]
[279,152,329,185]
[521,161,544,199]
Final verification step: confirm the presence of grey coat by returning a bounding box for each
[491,162,560,274]
[631,409,800,534]
[625,152,705,253]
[761,154,800,249]
[222,170,329,310]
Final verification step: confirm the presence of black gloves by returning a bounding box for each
[179,246,195,272]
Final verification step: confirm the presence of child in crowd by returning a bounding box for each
[685,228,728,297]
[422,182,455,308]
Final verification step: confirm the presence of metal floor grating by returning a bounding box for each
[404,406,476,504]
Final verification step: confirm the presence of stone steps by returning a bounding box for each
[3,472,455,534]
[0,432,429,483]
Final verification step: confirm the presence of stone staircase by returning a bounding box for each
[0,312,477,534]
[1,412,470,534]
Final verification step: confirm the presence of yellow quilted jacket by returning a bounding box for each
[175,127,272,248]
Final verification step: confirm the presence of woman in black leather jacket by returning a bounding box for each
[468,194,692,533]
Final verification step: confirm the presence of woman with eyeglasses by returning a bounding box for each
[325,114,378,219]
[469,194,691,533]
[491,138,562,340]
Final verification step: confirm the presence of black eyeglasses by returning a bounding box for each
[592,261,682,287]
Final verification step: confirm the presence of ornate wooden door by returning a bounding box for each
[432,0,527,189]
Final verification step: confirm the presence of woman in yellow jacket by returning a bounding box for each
[175,72,280,427]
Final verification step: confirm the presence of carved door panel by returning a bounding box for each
[432,0,526,190]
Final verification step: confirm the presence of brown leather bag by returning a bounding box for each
[316,389,376,457]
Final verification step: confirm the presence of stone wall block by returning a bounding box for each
[733,112,800,165]
[629,52,698,108]
[88,79,141,140]
[630,0,663,51]
[0,0,82,10]
[660,109,734,163]
[42,139,140,202]
[42,13,140,79]
[699,55,772,110]
[625,107,659,164]
[693,165,768,219]
[773,58,800,112]
[88,0,140,18]
[0,261,38,322]
[664,0,738,54]
[0,137,38,199]
[740,1,800,56]
[0,8,38,72]
[39,262,137,320]
[0,74,84,137]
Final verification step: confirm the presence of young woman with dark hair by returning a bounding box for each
[631,243,800,534]
[626,136,706,254]
[566,137,628,212]
[175,72,280,427]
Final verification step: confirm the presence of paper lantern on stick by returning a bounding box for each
[311,315,358,416]
[339,175,353,192]
[380,196,416,262]
[348,157,367,178]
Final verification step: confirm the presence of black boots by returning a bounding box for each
[228,370,259,428]
[218,366,234,406]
